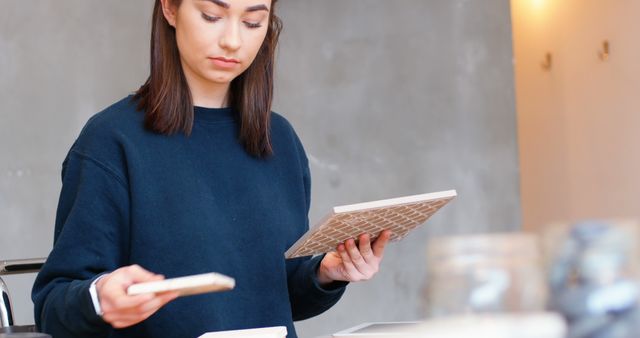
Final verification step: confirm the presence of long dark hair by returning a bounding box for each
[133,0,283,158]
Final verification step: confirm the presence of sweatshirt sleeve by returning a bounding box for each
[286,255,349,321]
[31,150,130,337]
[286,128,348,321]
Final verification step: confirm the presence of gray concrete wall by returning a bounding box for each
[277,1,519,336]
[0,0,154,330]
[0,0,519,337]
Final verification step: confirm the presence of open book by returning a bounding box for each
[285,190,457,259]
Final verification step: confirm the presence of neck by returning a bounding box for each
[191,82,230,108]
[182,62,231,109]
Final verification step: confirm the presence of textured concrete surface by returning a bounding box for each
[0,0,154,329]
[0,0,519,336]
[276,1,519,335]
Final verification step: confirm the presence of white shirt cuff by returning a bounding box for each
[89,274,108,316]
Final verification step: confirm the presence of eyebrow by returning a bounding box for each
[200,0,270,12]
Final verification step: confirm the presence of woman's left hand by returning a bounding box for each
[317,230,392,285]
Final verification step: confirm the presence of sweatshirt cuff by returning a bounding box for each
[310,255,349,295]
[74,277,109,327]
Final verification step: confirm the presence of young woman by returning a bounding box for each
[32,0,391,337]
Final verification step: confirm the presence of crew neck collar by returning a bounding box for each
[193,106,236,123]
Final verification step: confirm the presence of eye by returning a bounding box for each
[201,12,221,23]
[244,21,262,29]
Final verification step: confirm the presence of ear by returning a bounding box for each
[160,0,178,27]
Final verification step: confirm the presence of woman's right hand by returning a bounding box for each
[96,264,179,328]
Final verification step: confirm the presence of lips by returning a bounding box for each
[209,56,240,69]
[210,57,240,64]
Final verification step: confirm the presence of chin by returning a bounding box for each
[210,77,233,84]
[204,72,237,85]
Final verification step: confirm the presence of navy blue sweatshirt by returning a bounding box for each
[31,96,347,338]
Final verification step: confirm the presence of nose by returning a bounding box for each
[219,20,242,52]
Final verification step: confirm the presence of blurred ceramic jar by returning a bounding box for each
[424,233,547,317]
[543,220,640,338]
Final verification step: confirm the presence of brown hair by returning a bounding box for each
[133,0,283,158]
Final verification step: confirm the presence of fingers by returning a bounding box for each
[126,264,162,284]
[358,233,375,264]
[102,293,158,327]
[336,243,365,281]
[372,230,392,258]
[104,291,178,327]
[335,230,392,282]
[105,293,155,311]
[344,238,368,272]
[345,238,377,279]
[321,230,392,284]
[99,265,163,305]
[129,291,178,314]
[98,264,178,329]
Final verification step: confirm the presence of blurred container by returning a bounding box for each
[543,220,640,338]
[198,326,287,338]
[405,313,566,338]
[425,233,548,317]
[331,315,566,338]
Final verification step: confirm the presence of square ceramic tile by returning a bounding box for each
[285,190,457,259]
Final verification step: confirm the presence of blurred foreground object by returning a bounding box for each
[411,313,565,338]
[544,220,640,338]
[198,326,287,338]
[425,233,547,315]
[332,314,565,338]
[330,233,567,337]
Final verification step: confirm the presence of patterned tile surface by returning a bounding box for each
[285,191,456,258]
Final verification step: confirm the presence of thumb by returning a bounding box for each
[372,230,392,258]
[125,264,162,284]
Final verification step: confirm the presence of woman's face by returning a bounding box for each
[162,0,271,86]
